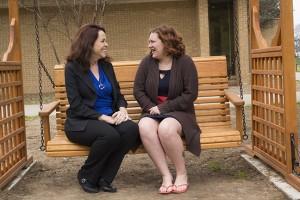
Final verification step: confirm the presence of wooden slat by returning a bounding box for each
[251,46,282,54]
[0,81,22,88]
[197,115,230,123]
[198,90,225,97]
[195,109,230,116]
[113,66,138,82]
[252,70,282,76]
[201,142,241,149]
[55,87,66,92]
[201,135,241,144]
[194,97,227,104]
[0,62,21,67]
[251,51,282,58]
[119,82,134,88]
[194,103,229,110]
[199,77,228,84]
[253,130,286,151]
[252,101,284,113]
[120,88,133,95]
[56,112,66,118]
[0,112,23,125]
[55,93,67,99]
[54,68,65,86]
[199,84,228,90]
[252,116,285,133]
[127,107,142,114]
[0,96,23,106]
[199,121,232,127]
[0,127,24,143]
[252,86,283,95]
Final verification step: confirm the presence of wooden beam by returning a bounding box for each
[7,0,22,62]
[250,0,268,49]
[280,0,297,175]
[2,18,16,61]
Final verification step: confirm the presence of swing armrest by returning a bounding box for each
[225,91,244,106]
[224,91,245,138]
[39,101,60,145]
[39,101,60,117]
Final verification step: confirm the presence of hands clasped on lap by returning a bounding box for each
[99,108,130,125]
[149,106,160,115]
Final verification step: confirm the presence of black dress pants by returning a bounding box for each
[66,119,139,185]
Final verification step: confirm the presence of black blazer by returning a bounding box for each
[64,59,127,132]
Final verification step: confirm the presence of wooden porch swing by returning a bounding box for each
[35,3,246,158]
[39,56,244,157]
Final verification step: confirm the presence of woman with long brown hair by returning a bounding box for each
[65,24,139,193]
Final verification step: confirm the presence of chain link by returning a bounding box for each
[34,0,55,151]
[233,0,248,140]
[290,133,300,176]
[33,0,45,151]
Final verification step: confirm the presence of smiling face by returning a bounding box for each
[92,30,108,59]
[148,32,166,60]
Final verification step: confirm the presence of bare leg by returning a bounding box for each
[158,118,188,192]
[138,117,173,193]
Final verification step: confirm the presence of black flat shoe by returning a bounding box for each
[77,173,99,193]
[98,178,117,193]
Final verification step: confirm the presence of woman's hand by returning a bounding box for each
[112,107,130,125]
[149,106,160,115]
[98,115,116,124]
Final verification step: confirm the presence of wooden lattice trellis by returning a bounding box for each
[250,0,300,189]
[0,0,32,189]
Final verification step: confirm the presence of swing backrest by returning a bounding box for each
[53,56,231,136]
[46,56,241,156]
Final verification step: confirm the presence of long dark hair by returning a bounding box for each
[67,24,109,71]
[150,25,185,58]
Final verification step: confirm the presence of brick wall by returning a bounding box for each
[1,1,199,94]
[1,0,259,95]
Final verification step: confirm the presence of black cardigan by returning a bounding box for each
[133,55,201,156]
[64,60,127,132]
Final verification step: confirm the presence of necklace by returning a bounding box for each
[99,80,105,90]
[98,68,105,90]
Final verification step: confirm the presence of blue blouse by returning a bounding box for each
[88,65,113,116]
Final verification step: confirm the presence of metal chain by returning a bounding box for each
[33,0,45,151]
[290,133,300,176]
[233,0,248,140]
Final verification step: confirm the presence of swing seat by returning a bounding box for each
[39,56,244,157]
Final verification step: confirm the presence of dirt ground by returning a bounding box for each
[0,105,290,200]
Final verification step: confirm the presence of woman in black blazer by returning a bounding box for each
[65,24,139,193]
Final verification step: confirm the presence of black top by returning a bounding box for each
[64,60,127,132]
[158,70,171,96]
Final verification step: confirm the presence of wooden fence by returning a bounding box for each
[250,0,300,189]
[0,0,31,189]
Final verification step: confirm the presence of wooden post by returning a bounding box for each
[280,0,297,175]
[7,0,22,62]
[279,0,300,190]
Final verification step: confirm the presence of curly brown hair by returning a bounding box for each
[67,24,109,71]
[150,25,185,58]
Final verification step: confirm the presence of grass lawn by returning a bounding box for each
[296,57,300,72]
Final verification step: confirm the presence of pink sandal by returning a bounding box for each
[158,185,173,194]
[172,184,189,194]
